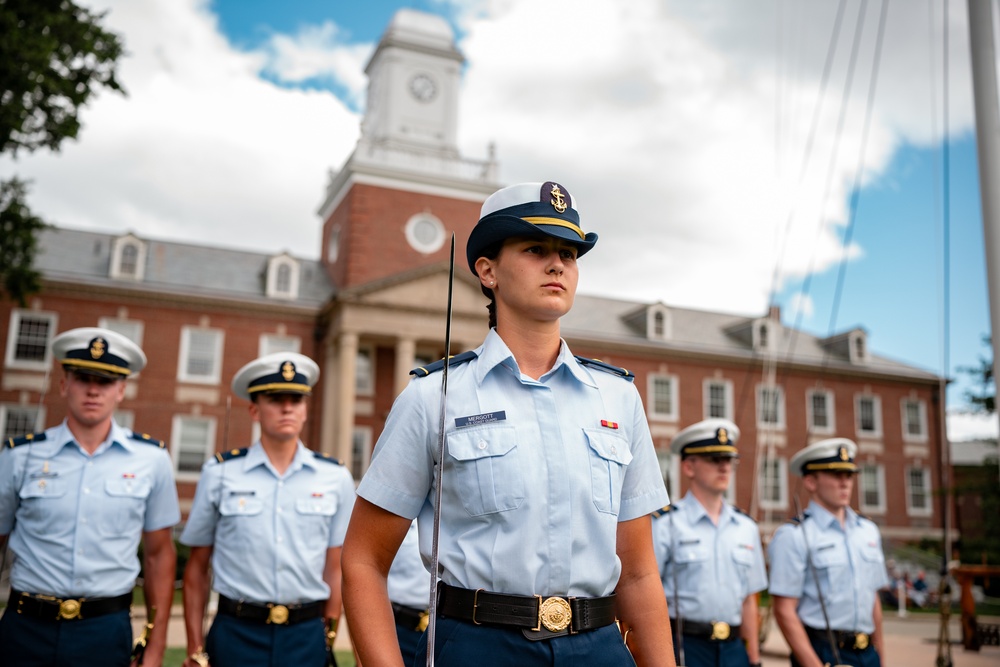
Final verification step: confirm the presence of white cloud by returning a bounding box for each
[947,410,1000,443]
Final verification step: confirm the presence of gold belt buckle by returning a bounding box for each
[710,621,731,641]
[417,611,429,632]
[536,596,572,633]
[854,632,870,650]
[58,598,82,620]
[267,604,290,625]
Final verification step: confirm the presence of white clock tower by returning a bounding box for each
[361,9,463,157]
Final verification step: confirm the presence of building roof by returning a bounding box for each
[35,227,334,308]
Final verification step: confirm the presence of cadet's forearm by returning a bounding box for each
[772,595,823,667]
[741,595,761,663]
[615,516,675,667]
[182,546,213,656]
[141,528,177,667]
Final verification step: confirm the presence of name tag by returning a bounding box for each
[455,411,506,428]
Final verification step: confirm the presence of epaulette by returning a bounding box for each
[313,451,343,465]
[215,447,249,463]
[129,431,165,448]
[786,512,810,526]
[410,351,478,377]
[652,504,674,518]
[732,505,756,522]
[6,432,47,449]
[574,356,634,382]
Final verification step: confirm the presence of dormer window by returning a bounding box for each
[647,304,671,341]
[110,234,147,281]
[849,329,869,364]
[752,318,775,352]
[266,254,300,299]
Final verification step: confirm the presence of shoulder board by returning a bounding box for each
[312,451,343,465]
[786,512,810,526]
[6,432,47,449]
[129,431,165,448]
[410,350,478,377]
[215,447,249,463]
[732,505,756,521]
[652,504,675,518]
[574,356,634,381]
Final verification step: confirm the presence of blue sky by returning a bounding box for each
[1,0,995,437]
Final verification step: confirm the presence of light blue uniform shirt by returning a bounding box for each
[0,420,180,598]
[358,329,670,598]
[181,441,356,604]
[652,493,767,626]
[767,501,889,633]
[387,520,430,610]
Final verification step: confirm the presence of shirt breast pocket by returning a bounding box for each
[218,494,265,549]
[859,545,887,586]
[18,477,66,523]
[674,544,709,592]
[811,543,848,594]
[101,478,151,535]
[447,425,524,516]
[584,429,633,515]
[295,497,339,549]
[731,548,755,595]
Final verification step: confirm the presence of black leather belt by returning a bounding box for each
[437,583,617,640]
[12,589,131,621]
[392,602,429,632]
[670,618,742,642]
[804,625,872,651]
[218,594,325,625]
[675,619,742,642]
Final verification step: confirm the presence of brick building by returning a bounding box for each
[0,9,947,543]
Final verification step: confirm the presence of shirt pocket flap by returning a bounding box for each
[731,547,755,566]
[448,425,517,462]
[860,546,885,564]
[674,543,710,564]
[19,478,66,499]
[295,497,339,516]
[105,478,151,498]
[584,430,633,466]
[812,544,847,568]
[220,494,264,516]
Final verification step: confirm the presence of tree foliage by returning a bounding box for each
[0,0,125,155]
[0,178,47,306]
[959,336,996,414]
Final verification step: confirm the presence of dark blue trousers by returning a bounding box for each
[204,613,327,667]
[413,618,635,666]
[0,608,132,667]
[790,637,880,667]
[672,632,751,667]
[396,623,424,667]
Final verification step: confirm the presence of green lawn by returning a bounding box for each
[162,648,357,666]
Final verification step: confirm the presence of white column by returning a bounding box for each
[394,337,417,398]
[335,332,359,465]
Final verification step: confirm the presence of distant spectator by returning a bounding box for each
[910,571,929,608]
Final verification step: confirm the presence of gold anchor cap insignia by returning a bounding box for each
[281,362,295,381]
[89,337,106,359]
[839,446,849,461]
[718,428,728,444]
[549,184,568,213]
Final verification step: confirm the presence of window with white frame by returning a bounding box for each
[5,310,58,370]
[259,334,301,357]
[906,466,933,516]
[1,404,44,440]
[647,374,679,421]
[648,306,670,341]
[266,255,300,299]
[178,327,224,384]
[171,415,217,478]
[110,235,147,281]
[901,398,928,442]
[704,379,733,420]
[856,394,882,437]
[758,456,788,510]
[859,463,886,513]
[355,347,374,396]
[98,317,145,348]
[757,385,785,428]
[351,426,372,481]
[807,389,835,434]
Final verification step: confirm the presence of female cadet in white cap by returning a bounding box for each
[767,438,889,667]
[342,182,674,666]
[0,327,180,667]
[180,352,356,667]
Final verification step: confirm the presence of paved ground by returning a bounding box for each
[141,602,1000,665]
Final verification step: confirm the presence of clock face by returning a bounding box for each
[409,73,437,102]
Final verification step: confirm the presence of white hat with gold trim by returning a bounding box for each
[231,352,319,401]
[52,327,146,378]
[669,418,740,459]
[789,437,859,476]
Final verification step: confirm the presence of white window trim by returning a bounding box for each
[110,234,147,281]
[5,309,58,371]
[806,388,836,435]
[266,254,300,299]
[702,378,734,420]
[258,334,302,357]
[756,384,786,429]
[170,414,217,481]
[758,456,788,511]
[647,373,679,422]
[905,466,934,517]
[901,398,929,443]
[351,426,373,480]
[859,463,887,514]
[855,394,883,438]
[177,327,224,385]
[404,212,446,255]
[753,318,774,353]
[356,345,375,397]
[0,404,45,438]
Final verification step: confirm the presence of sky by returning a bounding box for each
[1,0,997,441]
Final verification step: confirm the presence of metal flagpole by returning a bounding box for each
[426,234,456,667]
